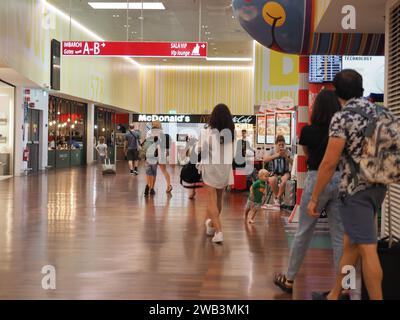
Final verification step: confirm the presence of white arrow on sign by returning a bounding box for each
[101,43,105,47]
[201,44,205,49]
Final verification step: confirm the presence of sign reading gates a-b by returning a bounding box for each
[62,41,208,58]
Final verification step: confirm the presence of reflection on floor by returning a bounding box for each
[0,162,335,299]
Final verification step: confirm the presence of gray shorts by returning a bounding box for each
[145,163,158,177]
[340,186,387,245]
[127,149,139,161]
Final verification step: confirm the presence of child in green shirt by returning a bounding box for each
[245,169,270,224]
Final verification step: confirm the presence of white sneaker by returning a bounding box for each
[274,198,281,206]
[212,231,224,243]
[205,219,215,236]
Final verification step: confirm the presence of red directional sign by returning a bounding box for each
[62,41,208,58]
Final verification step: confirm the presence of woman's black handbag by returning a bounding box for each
[180,163,203,188]
[362,187,400,300]
[180,150,202,189]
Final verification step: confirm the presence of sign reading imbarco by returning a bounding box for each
[62,41,208,58]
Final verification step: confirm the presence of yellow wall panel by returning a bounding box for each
[254,43,299,106]
[140,68,254,115]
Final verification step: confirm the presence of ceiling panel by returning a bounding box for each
[48,0,254,65]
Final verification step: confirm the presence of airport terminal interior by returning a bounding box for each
[0,0,399,301]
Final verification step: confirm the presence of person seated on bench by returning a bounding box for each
[263,135,293,209]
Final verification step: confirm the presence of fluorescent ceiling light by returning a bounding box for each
[40,0,140,67]
[88,2,165,10]
[206,57,252,62]
[141,65,254,71]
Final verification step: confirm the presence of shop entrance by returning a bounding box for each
[0,81,15,177]
[48,96,87,169]
[26,108,40,173]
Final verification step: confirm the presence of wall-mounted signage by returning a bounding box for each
[132,114,256,124]
[232,115,256,124]
[62,41,208,58]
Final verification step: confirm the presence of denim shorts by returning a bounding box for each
[340,186,387,245]
[145,163,158,177]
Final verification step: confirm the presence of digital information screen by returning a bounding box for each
[342,56,385,97]
[309,55,342,83]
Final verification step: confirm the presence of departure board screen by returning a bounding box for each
[309,55,342,83]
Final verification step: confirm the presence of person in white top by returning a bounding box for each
[197,104,235,244]
[147,121,173,194]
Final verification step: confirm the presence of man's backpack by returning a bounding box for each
[347,105,400,185]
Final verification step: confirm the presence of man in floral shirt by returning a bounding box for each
[308,69,387,300]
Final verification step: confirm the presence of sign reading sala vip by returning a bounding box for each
[62,41,208,58]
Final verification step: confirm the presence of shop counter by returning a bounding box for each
[0,153,10,175]
[56,150,70,168]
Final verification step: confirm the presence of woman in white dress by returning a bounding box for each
[197,104,235,243]
[148,121,173,193]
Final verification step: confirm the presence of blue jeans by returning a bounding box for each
[286,171,344,281]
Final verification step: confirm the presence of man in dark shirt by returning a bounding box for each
[308,70,387,300]
[124,124,141,175]
[234,129,253,168]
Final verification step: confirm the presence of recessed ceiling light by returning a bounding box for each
[88,2,166,10]
[138,16,144,20]
[112,14,120,18]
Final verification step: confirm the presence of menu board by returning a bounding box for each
[266,114,275,144]
[256,115,266,144]
[275,113,292,145]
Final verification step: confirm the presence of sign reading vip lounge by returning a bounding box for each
[132,114,256,124]
[62,41,208,58]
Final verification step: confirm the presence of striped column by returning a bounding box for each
[289,56,309,223]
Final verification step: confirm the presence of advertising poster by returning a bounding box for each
[276,113,292,145]
[257,115,266,144]
[266,114,275,144]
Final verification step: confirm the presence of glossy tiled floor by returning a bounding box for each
[0,163,335,299]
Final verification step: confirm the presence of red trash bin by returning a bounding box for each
[233,169,247,191]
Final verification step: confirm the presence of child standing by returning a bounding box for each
[245,169,269,224]
[95,136,108,164]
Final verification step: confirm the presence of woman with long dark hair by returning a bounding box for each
[197,104,235,243]
[273,89,345,295]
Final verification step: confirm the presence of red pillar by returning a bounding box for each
[289,56,309,223]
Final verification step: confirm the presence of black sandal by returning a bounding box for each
[273,273,294,294]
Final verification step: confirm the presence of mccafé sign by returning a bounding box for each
[132,114,256,124]
[138,114,191,123]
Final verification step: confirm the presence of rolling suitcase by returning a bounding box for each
[102,144,117,175]
[362,187,400,300]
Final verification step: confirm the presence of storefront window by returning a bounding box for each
[48,96,87,169]
[0,81,14,176]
